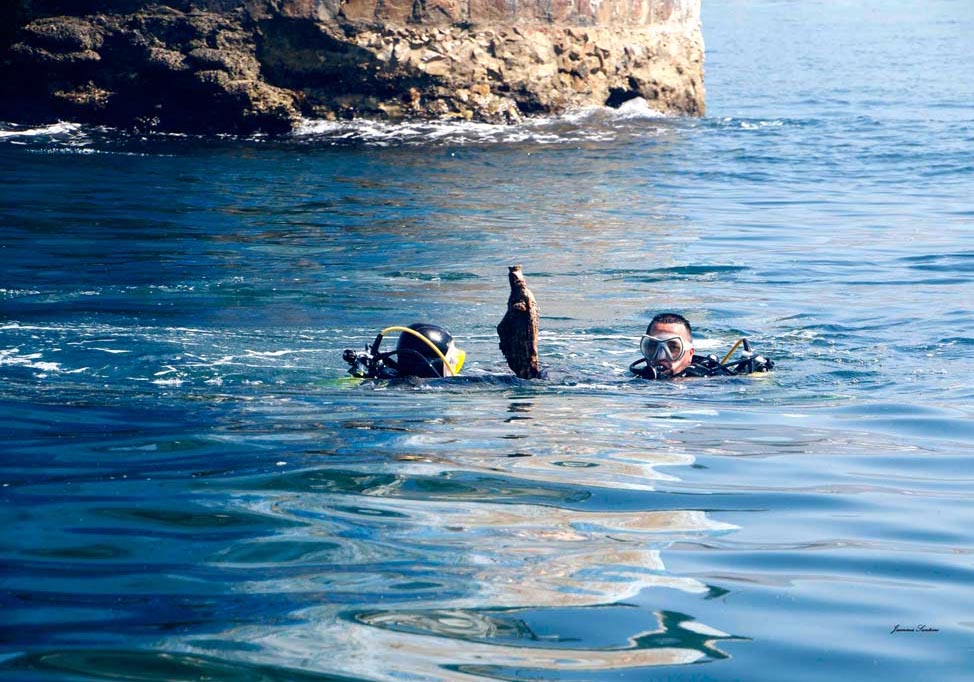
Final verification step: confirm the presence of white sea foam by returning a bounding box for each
[243,349,322,358]
[293,101,670,146]
[4,102,669,150]
[152,378,185,387]
[0,121,83,139]
[611,96,670,119]
[0,288,41,298]
[719,116,787,130]
[0,121,176,156]
[0,348,62,373]
[293,117,556,146]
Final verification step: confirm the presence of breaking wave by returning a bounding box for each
[292,98,672,146]
[0,99,678,152]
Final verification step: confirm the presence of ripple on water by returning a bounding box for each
[3,2,974,678]
[1,649,368,682]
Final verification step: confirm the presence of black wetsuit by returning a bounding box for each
[630,353,775,380]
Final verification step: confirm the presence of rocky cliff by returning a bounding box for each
[0,0,704,134]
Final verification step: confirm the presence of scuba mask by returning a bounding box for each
[630,335,775,379]
[640,334,688,363]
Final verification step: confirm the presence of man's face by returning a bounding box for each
[648,321,694,375]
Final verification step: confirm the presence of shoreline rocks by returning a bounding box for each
[0,1,704,135]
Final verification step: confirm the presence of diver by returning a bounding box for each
[343,314,773,381]
[342,274,772,381]
[343,323,466,380]
[629,312,775,380]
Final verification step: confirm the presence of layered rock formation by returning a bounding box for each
[0,0,704,134]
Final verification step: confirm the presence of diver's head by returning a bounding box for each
[395,323,465,378]
[642,312,694,376]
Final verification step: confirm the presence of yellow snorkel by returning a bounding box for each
[721,338,748,365]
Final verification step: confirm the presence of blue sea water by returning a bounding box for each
[2,0,973,680]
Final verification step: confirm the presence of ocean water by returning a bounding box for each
[2,0,973,680]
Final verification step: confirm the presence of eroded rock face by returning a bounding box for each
[2,5,300,134]
[0,0,704,134]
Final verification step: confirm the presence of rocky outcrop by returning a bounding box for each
[1,5,301,134]
[0,0,704,134]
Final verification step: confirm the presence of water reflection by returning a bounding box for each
[178,496,735,678]
[151,390,742,680]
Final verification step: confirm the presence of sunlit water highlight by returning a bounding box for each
[2,1,973,680]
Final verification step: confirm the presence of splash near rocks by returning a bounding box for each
[0,0,704,134]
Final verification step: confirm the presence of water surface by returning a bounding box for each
[2,0,973,680]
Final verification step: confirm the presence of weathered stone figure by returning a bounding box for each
[497,265,542,379]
